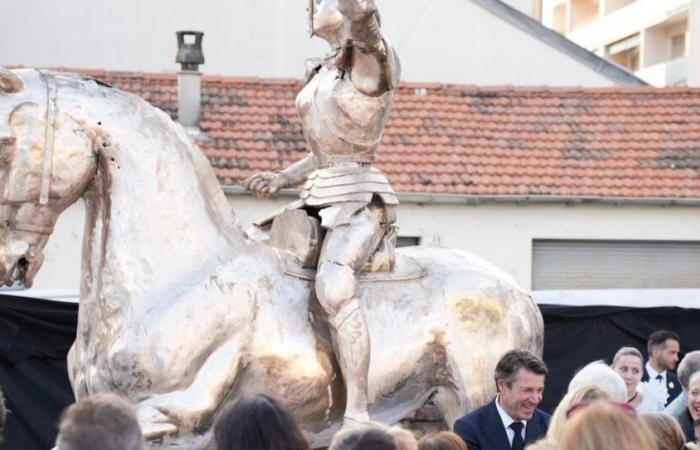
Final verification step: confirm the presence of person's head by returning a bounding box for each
[688,372,700,421]
[568,360,627,402]
[0,388,6,448]
[55,393,144,450]
[612,347,644,398]
[524,440,557,450]
[213,395,310,450]
[417,432,467,450]
[640,412,686,450]
[559,402,656,450]
[678,351,700,392]
[546,385,612,443]
[329,421,397,450]
[388,427,417,450]
[308,0,344,44]
[494,349,548,421]
[648,330,681,371]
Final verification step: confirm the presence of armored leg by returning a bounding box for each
[316,204,385,424]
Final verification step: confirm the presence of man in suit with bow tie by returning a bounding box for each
[642,330,683,410]
[453,350,551,450]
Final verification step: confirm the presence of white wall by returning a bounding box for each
[0,0,617,86]
[501,0,536,16]
[690,0,700,85]
[20,193,700,304]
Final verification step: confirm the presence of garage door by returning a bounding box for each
[532,240,700,290]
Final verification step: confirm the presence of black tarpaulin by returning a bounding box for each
[0,294,77,450]
[539,304,700,412]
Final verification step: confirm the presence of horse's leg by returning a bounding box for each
[433,385,468,431]
[137,335,243,438]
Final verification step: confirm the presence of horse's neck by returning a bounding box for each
[78,89,249,301]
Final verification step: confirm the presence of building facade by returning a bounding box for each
[540,0,700,86]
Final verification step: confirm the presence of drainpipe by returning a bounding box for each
[175,31,205,132]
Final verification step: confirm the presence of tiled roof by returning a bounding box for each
[65,68,700,200]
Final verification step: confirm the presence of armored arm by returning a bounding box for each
[278,154,316,187]
[336,0,398,97]
[242,154,316,199]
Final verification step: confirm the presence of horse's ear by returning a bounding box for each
[0,67,23,93]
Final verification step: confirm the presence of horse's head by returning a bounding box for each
[0,67,97,287]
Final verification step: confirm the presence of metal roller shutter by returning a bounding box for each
[532,240,700,290]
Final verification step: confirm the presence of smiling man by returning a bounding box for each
[453,350,551,450]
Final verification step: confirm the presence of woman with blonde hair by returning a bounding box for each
[640,412,690,450]
[546,385,612,444]
[559,402,656,450]
[417,432,467,450]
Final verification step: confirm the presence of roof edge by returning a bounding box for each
[468,0,648,87]
[222,185,700,206]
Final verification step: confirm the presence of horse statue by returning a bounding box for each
[0,67,544,448]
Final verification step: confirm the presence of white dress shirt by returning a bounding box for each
[645,361,669,411]
[646,361,667,387]
[495,395,527,446]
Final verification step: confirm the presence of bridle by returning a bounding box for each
[0,69,59,237]
[37,70,58,206]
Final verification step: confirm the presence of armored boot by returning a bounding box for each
[331,298,371,425]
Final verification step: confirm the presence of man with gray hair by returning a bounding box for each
[665,351,700,441]
[55,393,145,450]
[454,349,550,450]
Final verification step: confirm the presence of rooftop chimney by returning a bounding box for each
[175,31,205,132]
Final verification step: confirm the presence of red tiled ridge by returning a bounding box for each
[66,69,700,199]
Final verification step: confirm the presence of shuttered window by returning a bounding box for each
[532,240,700,290]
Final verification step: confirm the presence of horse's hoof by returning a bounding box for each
[142,421,178,440]
[138,405,178,439]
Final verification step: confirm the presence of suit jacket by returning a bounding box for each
[453,399,551,450]
[642,367,683,407]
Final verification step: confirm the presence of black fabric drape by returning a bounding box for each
[2,295,700,449]
[0,294,77,450]
[539,304,700,413]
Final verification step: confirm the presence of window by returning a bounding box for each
[607,34,640,71]
[553,3,567,34]
[671,33,686,60]
[532,240,700,290]
[397,236,420,248]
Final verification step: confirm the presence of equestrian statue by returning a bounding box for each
[0,0,543,447]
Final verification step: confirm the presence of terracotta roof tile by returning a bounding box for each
[63,69,700,200]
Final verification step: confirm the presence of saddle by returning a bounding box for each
[262,208,397,273]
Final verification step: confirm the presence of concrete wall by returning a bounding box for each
[690,0,700,85]
[0,0,617,86]
[23,193,700,304]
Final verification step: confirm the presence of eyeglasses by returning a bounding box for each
[565,401,637,419]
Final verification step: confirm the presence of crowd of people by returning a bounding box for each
[1,329,698,450]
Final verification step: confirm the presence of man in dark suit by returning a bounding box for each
[642,330,682,410]
[454,349,551,450]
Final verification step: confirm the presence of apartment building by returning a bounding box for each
[540,0,696,86]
